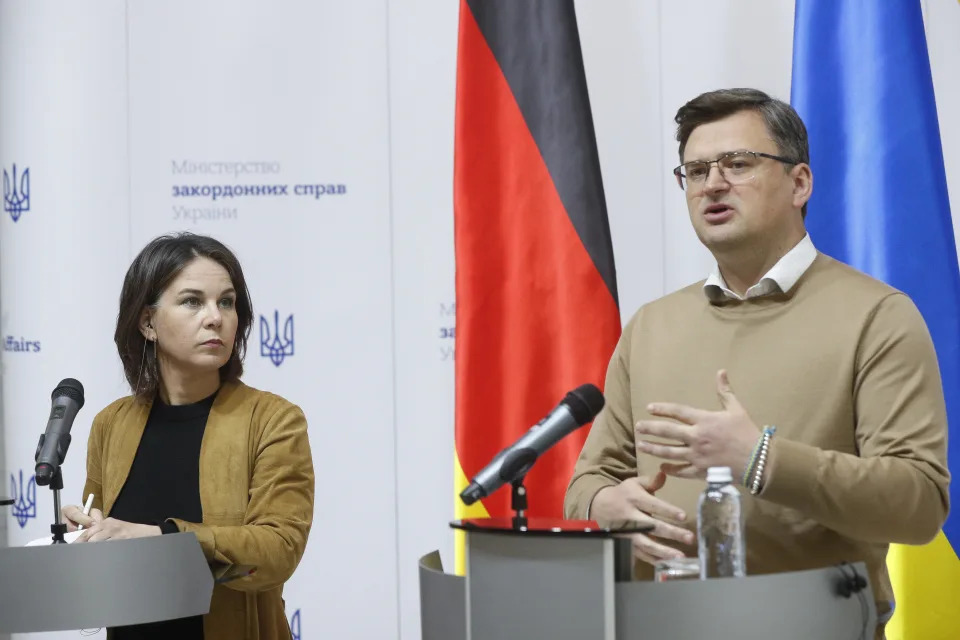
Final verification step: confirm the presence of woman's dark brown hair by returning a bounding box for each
[115,233,253,401]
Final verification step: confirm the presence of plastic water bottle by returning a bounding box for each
[697,466,745,579]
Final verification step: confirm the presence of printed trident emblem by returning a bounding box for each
[260,310,294,367]
[290,609,301,640]
[10,469,37,528]
[3,164,31,222]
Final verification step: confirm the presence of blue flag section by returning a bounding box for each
[792,1,960,637]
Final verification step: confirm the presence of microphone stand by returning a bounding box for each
[48,467,68,544]
[36,425,73,544]
[500,449,537,530]
[510,476,528,530]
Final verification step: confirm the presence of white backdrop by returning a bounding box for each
[2,1,958,639]
[0,8,133,640]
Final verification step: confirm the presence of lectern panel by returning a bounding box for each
[418,551,466,640]
[466,532,627,640]
[0,533,214,633]
[615,562,876,640]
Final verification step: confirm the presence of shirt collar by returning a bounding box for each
[703,234,817,302]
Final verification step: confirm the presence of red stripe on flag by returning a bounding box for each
[454,0,621,518]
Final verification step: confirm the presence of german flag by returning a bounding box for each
[453,0,621,572]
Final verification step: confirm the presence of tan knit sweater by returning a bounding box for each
[565,254,950,616]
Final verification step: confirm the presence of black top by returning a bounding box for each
[109,391,217,640]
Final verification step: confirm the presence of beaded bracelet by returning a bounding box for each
[741,433,764,486]
[741,426,775,486]
[749,426,777,495]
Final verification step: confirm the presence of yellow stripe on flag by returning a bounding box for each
[886,533,960,639]
[453,451,490,576]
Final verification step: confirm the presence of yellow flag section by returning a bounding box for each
[887,534,960,639]
[453,453,490,575]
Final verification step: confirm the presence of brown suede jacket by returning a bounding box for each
[82,381,315,640]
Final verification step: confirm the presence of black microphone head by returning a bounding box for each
[52,378,85,408]
[564,383,605,425]
[459,484,483,506]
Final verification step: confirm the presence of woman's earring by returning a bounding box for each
[135,338,148,394]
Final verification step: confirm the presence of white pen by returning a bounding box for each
[76,493,95,532]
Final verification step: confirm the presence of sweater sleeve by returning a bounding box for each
[168,402,315,591]
[564,315,639,519]
[761,293,950,544]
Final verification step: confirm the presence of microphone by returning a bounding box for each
[34,378,85,486]
[460,383,605,506]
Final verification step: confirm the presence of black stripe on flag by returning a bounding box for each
[465,0,619,306]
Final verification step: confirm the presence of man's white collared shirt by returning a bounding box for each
[703,235,818,302]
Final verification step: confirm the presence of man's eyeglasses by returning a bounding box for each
[673,150,798,192]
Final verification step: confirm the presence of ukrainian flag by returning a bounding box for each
[791,1,960,637]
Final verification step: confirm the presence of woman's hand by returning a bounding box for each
[61,505,104,532]
[74,518,162,542]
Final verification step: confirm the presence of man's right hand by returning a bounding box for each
[589,471,695,565]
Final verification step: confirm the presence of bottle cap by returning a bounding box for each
[706,466,733,483]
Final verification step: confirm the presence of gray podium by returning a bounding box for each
[420,518,877,640]
[0,533,215,633]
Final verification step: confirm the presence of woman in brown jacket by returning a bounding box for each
[61,232,314,640]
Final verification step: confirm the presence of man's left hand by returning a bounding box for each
[635,370,761,481]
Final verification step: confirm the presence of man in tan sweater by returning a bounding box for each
[564,88,950,630]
